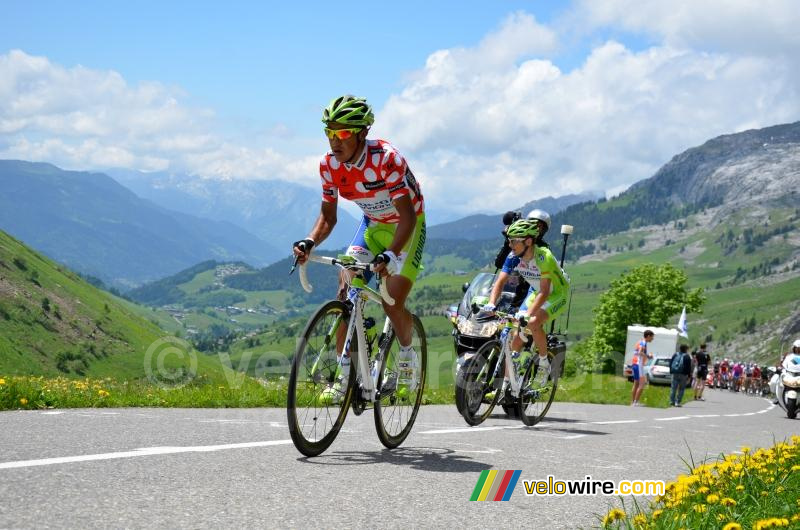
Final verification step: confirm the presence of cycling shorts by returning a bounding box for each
[632,364,641,381]
[519,285,568,320]
[345,213,426,284]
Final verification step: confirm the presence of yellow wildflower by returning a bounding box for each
[753,517,789,529]
[706,494,720,504]
[722,524,742,530]
[693,504,707,513]
[651,510,663,520]
[735,485,745,492]
[19,397,28,405]
[741,446,751,454]
[0,377,6,385]
[632,514,647,527]
[698,486,710,494]
[720,497,736,507]
[602,508,626,526]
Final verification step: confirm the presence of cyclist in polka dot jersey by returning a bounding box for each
[293,95,426,397]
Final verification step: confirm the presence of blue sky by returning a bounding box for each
[2,1,799,222]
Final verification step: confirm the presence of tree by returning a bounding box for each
[588,263,705,358]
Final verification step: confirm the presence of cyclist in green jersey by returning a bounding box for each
[481,219,570,384]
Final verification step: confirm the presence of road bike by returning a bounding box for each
[286,254,427,456]
[455,310,564,427]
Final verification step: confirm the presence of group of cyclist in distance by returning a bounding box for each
[292,94,570,404]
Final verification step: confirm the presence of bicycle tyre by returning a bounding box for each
[287,300,355,456]
[518,351,562,426]
[455,339,502,426]
[374,314,427,449]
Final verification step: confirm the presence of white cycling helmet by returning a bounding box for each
[793,339,800,349]
[526,209,551,233]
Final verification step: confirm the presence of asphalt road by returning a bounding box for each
[0,389,796,529]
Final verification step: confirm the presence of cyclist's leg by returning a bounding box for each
[364,214,426,347]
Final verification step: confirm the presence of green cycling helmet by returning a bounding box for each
[506,219,539,239]
[322,95,375,127]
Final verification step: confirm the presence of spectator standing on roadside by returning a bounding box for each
[631,330,655,406]
[669,344,692,407]
[693,343,711,400]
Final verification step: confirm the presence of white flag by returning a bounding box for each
[677,305,689,338]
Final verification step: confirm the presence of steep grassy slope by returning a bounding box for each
[0,229,224,379]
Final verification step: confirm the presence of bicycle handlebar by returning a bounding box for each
[298,254,395,306]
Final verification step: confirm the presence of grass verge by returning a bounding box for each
[599,437,800,529]
[2,373,684,410]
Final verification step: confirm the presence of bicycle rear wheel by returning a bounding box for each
[287,300,355,456]
[374,314,427,449]
[518,351,561,426]
[455,339,502,426]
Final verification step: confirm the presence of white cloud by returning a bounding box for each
[2,3,800,224]
[573,0,800,56]
[0,49,314,183]
[375,9,800,220]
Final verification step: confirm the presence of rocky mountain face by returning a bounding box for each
[105,169,359,252]
[632,121,800,211]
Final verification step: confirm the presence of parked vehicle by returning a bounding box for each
[772,354,800,419]
[623,325,679,381]
[645,357,673,386]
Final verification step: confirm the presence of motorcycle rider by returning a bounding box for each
[770,339,800,403]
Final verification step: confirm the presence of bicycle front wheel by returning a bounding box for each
[287,300,355,456]
[518,351,561,426]
[374,314,427,449]
[455,339,502,426]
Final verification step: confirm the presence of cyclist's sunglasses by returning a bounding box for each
[323,127,363,140]
[508,237,528,245]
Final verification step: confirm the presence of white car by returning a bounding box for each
[646,357,673,385]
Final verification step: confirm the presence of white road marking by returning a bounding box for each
[591,420,640,425]
[0,440,293,470]
[418,425,526,435]
[40,411,66,415]
[655,416,690,421]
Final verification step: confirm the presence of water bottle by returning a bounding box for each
[511,350,521,375]
[370,360,379,381]
[340,354,350,378]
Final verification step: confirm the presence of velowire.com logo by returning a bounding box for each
[470,470,522,501]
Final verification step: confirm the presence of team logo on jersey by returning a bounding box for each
[363,181,386,190]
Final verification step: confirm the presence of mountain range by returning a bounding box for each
[0,161,280,288]
[105,168,359,252]
[426,192,603,240]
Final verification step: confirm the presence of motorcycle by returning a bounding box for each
[770,354,800,419]
[450,272,522,366]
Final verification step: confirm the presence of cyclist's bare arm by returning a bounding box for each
[487,271,510,306]
[294,201,337,264]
